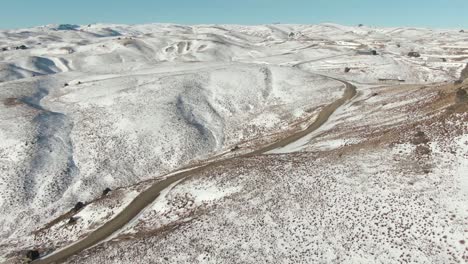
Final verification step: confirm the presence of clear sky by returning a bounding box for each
[1,0,467,29]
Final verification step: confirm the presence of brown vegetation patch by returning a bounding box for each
[3,98,23,107]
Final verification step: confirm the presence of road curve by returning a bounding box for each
[33,77,356,264]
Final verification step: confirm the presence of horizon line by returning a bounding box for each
[2,21,467,31]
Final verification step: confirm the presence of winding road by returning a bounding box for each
[33,77,357,264]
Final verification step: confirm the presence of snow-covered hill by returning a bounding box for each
[0,23,467,263]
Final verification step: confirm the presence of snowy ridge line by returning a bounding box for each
[32,75,356,264]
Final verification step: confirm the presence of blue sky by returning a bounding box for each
[1,0,467,29]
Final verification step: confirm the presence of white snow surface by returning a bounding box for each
[0,23,467,263]
[0,23,349,240]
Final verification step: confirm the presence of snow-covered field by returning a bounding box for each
[0,23,467,263]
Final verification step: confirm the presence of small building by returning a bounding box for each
[344,67,351,73]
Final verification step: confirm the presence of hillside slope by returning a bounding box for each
[0,23,467,264]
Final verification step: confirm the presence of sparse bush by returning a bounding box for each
[73,201,85,212]
[102,188,112,196]
[230,146,240,152]
[415,145,431,156]
[3,98,20,107]
[15,45,28,50]
[411,131,429,145]
[68,217,77,225]
[456,88,467,102]
[408,51,421,58]
[26,250,40,261]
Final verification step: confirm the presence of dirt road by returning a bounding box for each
[33,78,356,264]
